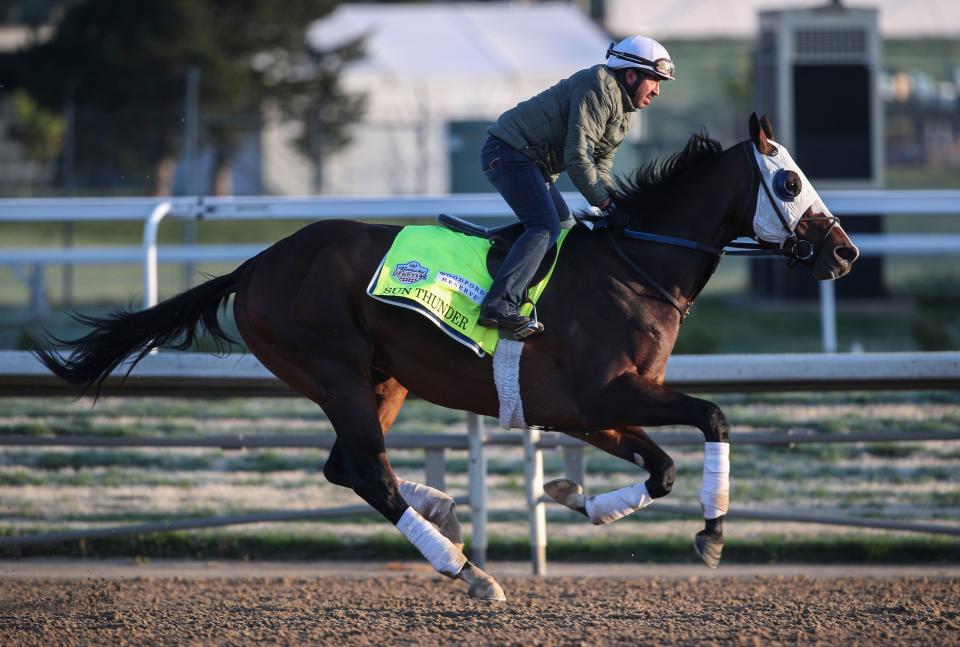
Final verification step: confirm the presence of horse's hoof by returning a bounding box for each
[468,575,506,602]
[544,478,588,516]
[459,563,506,602]
[693,531,723,569]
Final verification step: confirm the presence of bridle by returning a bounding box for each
[738,141,840,269]
[605,141,841,319]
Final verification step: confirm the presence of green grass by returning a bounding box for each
[0,469,195,488]
[887,165,960,190]
[864,443,923,459]
[1,527,956,564]
[1,391,957,562]
[0,448,331,472]
[673,296,958,354]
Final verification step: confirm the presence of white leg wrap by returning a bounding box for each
[396,507,467,577]
[584,481,654,525]
[700,442,730,519]
[493,339,527,429]
[398,479,453,520]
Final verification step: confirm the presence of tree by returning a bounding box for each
[0,0,84,29]
[7,89,64,163]
[16,0,364,195]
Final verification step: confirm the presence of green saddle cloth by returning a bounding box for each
[367,225,569,356]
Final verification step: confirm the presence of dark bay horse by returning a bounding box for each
[36,114,858,600]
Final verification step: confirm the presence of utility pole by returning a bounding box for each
[182,66,200,290]
[61,90,77,307]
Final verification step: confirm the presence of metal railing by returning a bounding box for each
[1,351,958,573]
[2,192,959,568]
[2,192,960,351]
[3,350,959,395]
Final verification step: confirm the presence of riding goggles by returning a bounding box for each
[606,46,675,80]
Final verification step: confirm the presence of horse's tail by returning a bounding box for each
[33,259,253,399]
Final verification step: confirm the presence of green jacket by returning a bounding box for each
[487,64,636,207]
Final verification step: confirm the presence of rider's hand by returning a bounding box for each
[600,201,631,229]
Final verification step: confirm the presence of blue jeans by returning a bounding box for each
[479,135,573,314]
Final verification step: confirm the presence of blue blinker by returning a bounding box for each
[772,169,801,201]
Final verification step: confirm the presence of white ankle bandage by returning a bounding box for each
[396,507,466,577]
[700,442,730,519]
[585,481,654,525]
[398,479,454,519]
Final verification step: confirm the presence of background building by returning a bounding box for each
[283,2,636,195]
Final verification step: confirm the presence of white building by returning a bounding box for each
[264,2,617,195]
[604,0,960,39]
[263,0,959,196]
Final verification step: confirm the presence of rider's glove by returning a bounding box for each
[599,201,631,229]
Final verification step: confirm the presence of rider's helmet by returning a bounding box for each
[605,35,675,81]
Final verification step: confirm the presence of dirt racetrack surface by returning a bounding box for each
[2,562,959,646]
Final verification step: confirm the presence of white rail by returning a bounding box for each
[2,191,959,352]
[3,351,959,395]
[2,190,959,221]
[1,350,958,571]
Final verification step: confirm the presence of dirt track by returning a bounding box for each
[2,562,959,646]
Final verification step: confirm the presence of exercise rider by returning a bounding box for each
[478,35,676,338]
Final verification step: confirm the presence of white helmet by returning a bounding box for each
[606,35,675,81]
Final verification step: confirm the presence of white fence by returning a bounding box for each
[2,192,960,352]
[1,193,960,570]
[1,350,959,573]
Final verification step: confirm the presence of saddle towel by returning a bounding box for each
[367,225,568,356]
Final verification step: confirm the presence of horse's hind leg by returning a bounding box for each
[321,377,503,599]
[338,375,464,550]
[236,276,501,598]
[243,337,499,598]
[396,480,464,551]
[546,426,675,524]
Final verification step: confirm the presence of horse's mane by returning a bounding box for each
[614,131,724,209]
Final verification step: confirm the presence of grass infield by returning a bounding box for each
[1,529,957,564]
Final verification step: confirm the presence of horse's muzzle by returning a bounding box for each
[817,241,859,280]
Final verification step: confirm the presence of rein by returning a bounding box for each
[606,229,693,318]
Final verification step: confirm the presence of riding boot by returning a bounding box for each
[480,228,551,334]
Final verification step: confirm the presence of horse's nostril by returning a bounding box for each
[836,245,860,263]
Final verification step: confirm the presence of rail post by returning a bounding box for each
[523,426,547,576]
[467,413,487,568]
[562,444,585,485]
[819,280,837,353]
[424,447,446,491]
[142,201,173,309]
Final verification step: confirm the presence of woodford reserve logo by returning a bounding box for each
[392,260,429,284]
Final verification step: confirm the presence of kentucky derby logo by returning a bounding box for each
[393,260,429,285]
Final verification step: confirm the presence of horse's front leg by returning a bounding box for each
[546,426,675,524]
[578,374,730,568]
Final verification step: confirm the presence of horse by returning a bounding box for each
[35,113,859,601]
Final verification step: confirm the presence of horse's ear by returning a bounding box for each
[760,114,775,139]
[748,112,776,155]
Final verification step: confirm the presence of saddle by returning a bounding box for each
[438,214,559,286]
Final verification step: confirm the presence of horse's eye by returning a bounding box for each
[773,169,802,201]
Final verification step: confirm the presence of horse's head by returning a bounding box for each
[747,113,860,280]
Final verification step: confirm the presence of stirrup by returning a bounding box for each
[503,318,544,340]
[502,300,544,340]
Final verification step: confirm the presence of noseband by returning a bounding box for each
[605,141,842,319]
